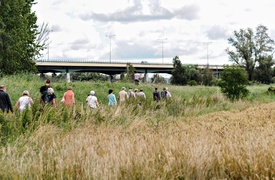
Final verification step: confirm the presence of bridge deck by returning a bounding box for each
[36,60,224,75]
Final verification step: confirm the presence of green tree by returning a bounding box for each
[151,73,166,84]
[71,72,108,81]
[227,25,274,81]
[171,56,187,85]
[0,0,39,75]
[186,65,202,85]
[124,63,135,82]
[254,55,274,84]
[202,65,213,86]
[0,19,12,76]
[218,65,249,101]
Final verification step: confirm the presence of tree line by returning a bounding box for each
[0,1,274,87]
[171,25,275,86]
[0,0,48,76]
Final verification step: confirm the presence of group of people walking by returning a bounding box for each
[0,85,34,113]
[0,79,172,113]
[106,86,172,106]
[0,80,59,113]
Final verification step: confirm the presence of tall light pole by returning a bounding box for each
[204,42,212,65]
[106,34,115,63]
[158,38,167,64]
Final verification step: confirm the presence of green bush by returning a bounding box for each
[188,80,197,86]
[218,65,249,101]
[268,86,275,93]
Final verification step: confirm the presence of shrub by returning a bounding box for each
[267,86,275,93]
[218,65,249,101]
[188,80,197,86]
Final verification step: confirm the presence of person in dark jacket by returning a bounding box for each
[40,79,51,104]
[0,85,13,113]
[42,87,57,108]
[40,79,51,94]
[153,88,160,102]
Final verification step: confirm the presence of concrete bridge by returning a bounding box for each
[36,59,223,82]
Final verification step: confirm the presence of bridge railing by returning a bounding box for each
[36,59,174,65]
[36,59,224,69]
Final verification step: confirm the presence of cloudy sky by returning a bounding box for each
[33,0,275,65]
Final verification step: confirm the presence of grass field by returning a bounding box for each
[0,74,274,179]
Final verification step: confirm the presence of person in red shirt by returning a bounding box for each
[62,86,75,108]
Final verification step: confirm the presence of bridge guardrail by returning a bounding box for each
[36,59,173,65]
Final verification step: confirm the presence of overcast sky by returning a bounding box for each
[33,0,275,65]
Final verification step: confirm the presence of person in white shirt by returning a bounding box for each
[136,89,146,99]
[134,73,141,84]
[86,90,99,109]
[127,87,136,99]
[166,87,172,98]
[15,90,34,112]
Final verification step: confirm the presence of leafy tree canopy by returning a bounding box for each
[202,65,214,86]
[0,0,40,75]
[218,65,249,101]
[171,56,187,85]
[123,63,135,82]
[151,73,166,84]
[227,25,275,81]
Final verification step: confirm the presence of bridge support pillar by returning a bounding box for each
[40,73,45,81]
[143,69,148,82]
[109,75,114,83]
[66,73,70,82]
[66,69,70,82]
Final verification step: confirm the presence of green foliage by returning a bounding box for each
[123,63,135,83]
[218,65,249,101]
[171,56,187,85]
[0,0,38,75]
[188,80,197,86]
[151,74,166,84]
[54,84,67,92]
[0,74,275,146]
[186,65,202,84]
[202,65,214,86]
[267,86,275,94]
[1,75,275,178]
[71,72,108,82]
[254,55,274,84]
[171,57,203,85]
[227,25,275,81]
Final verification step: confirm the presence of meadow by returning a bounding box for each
[0,74,274,179]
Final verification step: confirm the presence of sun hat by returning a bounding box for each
[90,90,95,95]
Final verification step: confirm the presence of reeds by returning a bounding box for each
[0,74,275,178]
[0,101,274,179]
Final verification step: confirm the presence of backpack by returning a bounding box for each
[161,91,167,98]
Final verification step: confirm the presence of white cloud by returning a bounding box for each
[33,0,275,65]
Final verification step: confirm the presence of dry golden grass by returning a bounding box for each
[1,102,275,179]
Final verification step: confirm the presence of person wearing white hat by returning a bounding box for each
[86,90,99,109]
[15,90,34,112]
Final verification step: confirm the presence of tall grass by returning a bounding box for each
[0,103,275,179]
[0,74,275,178]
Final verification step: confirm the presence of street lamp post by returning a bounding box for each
[204,42,212,65]
[106,34,115,63]
[158,38,167,64]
